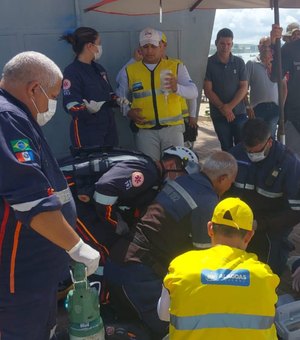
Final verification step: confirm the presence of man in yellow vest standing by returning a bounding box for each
[158,197,279,340]
[117,27,198,160]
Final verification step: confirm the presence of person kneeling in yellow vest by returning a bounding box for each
[158,197,279,340]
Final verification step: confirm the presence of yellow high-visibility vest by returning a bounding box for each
[164,245,279,340]
[126,59,184,129]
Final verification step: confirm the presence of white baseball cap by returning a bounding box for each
[283,22,300,37]
[139,27,160,47]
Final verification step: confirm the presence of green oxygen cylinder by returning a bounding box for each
[66,262,105,340]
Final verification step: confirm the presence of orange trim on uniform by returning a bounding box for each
[105,205,117,227]
[77,218,100,246]
[70,104,86,112]
[73,117,82,148]
[0,200,10,263]
[76,218,109,255]
[10,221,22,293]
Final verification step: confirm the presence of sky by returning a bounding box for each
[211,8,300,45]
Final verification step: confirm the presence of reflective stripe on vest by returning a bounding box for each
[55,188,72,205]
[165,180,197,210]
[127,59,183,129]
[93,192,118,205]
[66,101,80,110]
[132,89,163,99]
[170,312,274,330]
[234,182,283,198]
[181,97,189,118]
[11,187,71,211]
[146,113,184,126]
[289,199,300,210]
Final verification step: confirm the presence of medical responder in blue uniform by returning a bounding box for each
[104,151,237,339]
[60,146,199,250]
[0,52,100,340]
[61,27,118,149]
[91,146,200,247]
[228,118,300,275]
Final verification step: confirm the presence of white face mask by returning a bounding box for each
[32,85,57,126]
[247,151,267,163]
[246,138,271,163]
[94,45,103,60]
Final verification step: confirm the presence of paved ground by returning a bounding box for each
[194,102,221,160]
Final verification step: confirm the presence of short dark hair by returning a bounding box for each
[212,223,248,239]
[60,27,98,55]
[242,118,271,147]
[216,28,234,42]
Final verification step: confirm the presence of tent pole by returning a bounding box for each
[190,0,203,12]
[273,0,285,144]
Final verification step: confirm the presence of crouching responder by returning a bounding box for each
[92,146,199,248]
[0,52,100,340]
[227,118,300,275]
[159,197,279,340]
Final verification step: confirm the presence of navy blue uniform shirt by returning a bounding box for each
[62,59,118,148]
[109,172,219,276]
[0,89,77,295]
[229,141,300,222]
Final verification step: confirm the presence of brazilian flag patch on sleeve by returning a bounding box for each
[10,139,34,162]
[10,139,32,152]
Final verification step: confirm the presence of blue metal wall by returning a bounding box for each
[0,0,215,157]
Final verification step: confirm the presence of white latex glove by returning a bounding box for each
[116,97,131,116]
[67,239,100,276]
[83,99,106,114]
[292,266,300,292]
[116,97,131,106]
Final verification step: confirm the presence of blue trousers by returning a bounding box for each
[211,114,248,151]
[104,259,168,339]
[0,288,57,340]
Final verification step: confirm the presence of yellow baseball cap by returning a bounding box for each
[161,32,167,44]
[211,198,254,231]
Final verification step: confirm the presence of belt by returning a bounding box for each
[150,125,169,130]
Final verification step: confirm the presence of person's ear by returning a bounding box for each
[26,81,39,98]
[218,174,227,184]
[244,230,254,245]
[268,137,273,147]
[207,221,214,237]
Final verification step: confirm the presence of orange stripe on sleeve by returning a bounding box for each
[105,205,118,227]
[73,117,82,148]
[76,218,109,256]
[10,221,22,293]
